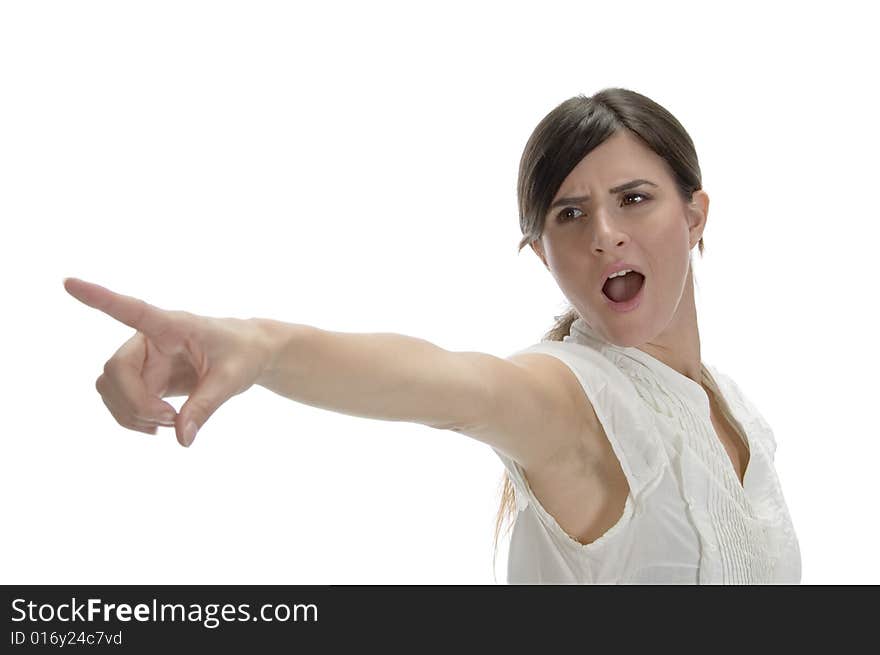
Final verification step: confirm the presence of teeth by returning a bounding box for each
[608,268,634,279]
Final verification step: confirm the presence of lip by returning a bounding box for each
[602,275,646,313]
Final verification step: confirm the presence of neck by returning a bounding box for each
[637,264,703,386]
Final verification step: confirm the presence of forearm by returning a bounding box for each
[251,318,485,429]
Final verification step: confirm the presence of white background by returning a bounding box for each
[1,0,877,584]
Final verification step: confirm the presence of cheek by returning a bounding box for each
[641,235,690,291]
[646,221,690,262]
[543,239,582,271]
[550,248,592,283]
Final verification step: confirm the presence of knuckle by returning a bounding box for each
[217,361,251,395]
[101,398,120,422]
[168,309,197,329]
[156,311,200,346]
[103,358,119,375]
[106,404,135,431]
[216,360,242,382]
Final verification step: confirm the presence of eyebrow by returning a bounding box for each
[548,179,658,211]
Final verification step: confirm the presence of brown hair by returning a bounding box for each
[492,87,706,579]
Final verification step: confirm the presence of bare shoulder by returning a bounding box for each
[504,352,605,469]
[500,352,631,546]
[450,348,632,545]
[453,348,608,475]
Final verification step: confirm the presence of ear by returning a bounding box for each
[530,239,550,270]
[686,190,710,249]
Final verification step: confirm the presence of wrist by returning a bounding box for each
[249,318,279,388]
[249,317,311,388]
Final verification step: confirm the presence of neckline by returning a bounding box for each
[565,317,711,417]
[565,316,752,491]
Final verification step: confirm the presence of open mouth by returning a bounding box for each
[602,271,645,304]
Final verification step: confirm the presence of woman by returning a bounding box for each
[64,87,801,585]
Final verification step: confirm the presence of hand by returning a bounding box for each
[63,278,273,447]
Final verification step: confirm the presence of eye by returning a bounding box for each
[622,191,649,206]
[555,192,651,223]
[557,207,584,222]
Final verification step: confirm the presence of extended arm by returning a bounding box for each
[252,319,593,471]
[253,319,488,430]
[64,277,587,461]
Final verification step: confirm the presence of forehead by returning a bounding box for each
[555,131,668,195]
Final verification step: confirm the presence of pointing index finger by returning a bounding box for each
[63,277,169,337]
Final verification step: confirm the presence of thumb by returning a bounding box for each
[175,372,238,448]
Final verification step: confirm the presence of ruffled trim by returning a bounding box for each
[513,455,637,555]
[497,319,800,582]
[492,333,670,564]
[565,318,785,582]
[707,366,778,461]
[492,446,636,558]
[705,365,799,580]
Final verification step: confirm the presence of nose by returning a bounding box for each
[591,208,630,254]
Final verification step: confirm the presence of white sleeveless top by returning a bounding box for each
[493,317,801,584]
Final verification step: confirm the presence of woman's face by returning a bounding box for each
[531,130,709,347]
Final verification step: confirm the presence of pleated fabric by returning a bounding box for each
[493,317,801,584]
